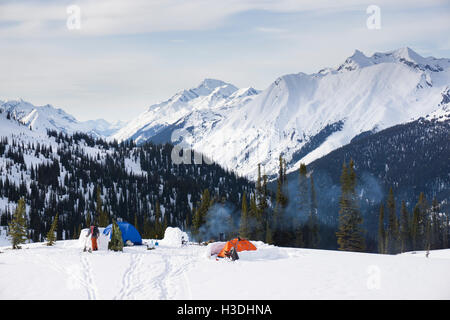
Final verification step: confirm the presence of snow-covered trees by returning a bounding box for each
[0,130,254,242]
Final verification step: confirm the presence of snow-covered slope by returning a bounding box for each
[113,47,450,180]
[1,238,449,299]
[0,99,126,138]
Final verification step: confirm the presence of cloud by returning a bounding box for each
[254,27,288,33]
[0,0,448,122]
[0,0,448,38]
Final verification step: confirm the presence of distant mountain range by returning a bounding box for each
[0,99,126,138]
[111,47,450,180]
[2,47,449,182]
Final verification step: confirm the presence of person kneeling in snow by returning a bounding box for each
[87,224,100,251]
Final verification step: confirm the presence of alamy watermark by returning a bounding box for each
[67,5,81,30]
[366,265,381,290]
[366,5,381,30]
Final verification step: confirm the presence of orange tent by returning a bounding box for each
[217,238,257,258]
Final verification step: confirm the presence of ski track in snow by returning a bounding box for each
[114,253,144,300]
[80,253,99,300]
[3,242,450,299]
[25,246,195,300]
[23,249,99,299]
[111,249,194,300]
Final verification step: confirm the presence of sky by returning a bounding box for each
[0,0,449,122]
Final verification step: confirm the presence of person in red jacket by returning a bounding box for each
[87,224,99,251]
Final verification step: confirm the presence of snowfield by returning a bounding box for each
[1,239,449,300]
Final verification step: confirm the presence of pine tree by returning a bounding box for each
[298,163,308,218]
[378,204,385,254]
[273,155,289,246]
[108,219,123,252]
[9,198,27,249]
[411,193,427,250]
[254,166,267,241]
[336,160,366,252]
[254,197,264,241]
[386,187,399,254]
[307,174,319,248]
[256,164,262,204]
[239,192,249,239]
[154,201,162,239]
[443,214,448,249]
[86,212,91,228]
[185,207,191,232]
[225,205,235,240]
[425,216,431,256]
[399,200,410,253]
[265,220,273,245]
[295,163,308,247]
[294,225,304,248]
[430,198,440,249]
[163,211,168,236]
[143,215,153,239]
[46,213,58,246]
[411,204,420,251]
[191,189,211,242]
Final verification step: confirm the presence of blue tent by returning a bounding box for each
[103,221,142,245]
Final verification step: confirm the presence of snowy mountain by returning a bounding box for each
[112,79,260,144]
[0,99,126,138]
[113,47,450,180]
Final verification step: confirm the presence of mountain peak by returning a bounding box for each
[197,78,227,88]
[335,47,449,73]
[337,49,373,72]
[390,47,422,61]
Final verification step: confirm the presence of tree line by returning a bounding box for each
[0,130,254,245]
[2,128,448,253]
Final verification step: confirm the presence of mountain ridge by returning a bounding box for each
[0,99,126,138]
[111,47,449,180]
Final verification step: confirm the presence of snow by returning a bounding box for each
[0,226,10,247]
[1,239,449,300]
[124,157,146,177]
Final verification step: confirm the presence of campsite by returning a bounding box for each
[1,225,449,299]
